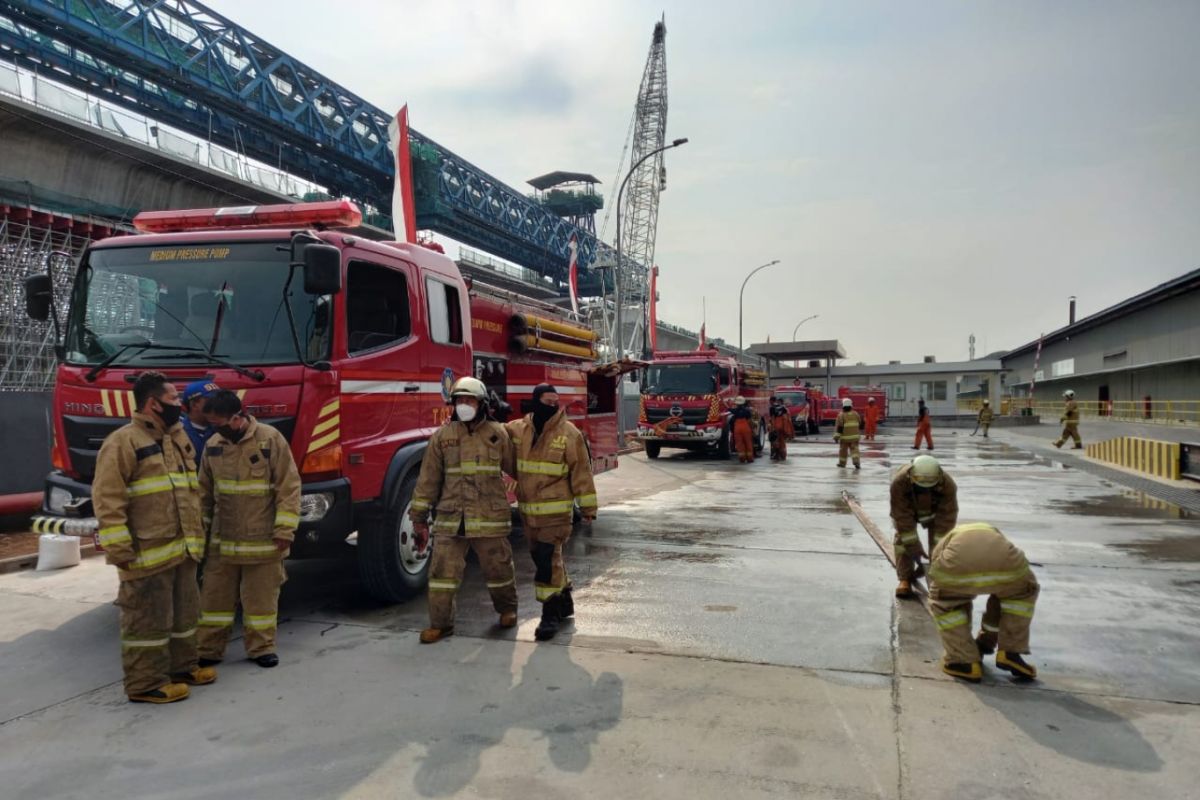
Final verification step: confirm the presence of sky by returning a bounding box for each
[206,0,1200,364]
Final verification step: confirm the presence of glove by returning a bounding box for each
[412,522,430,553]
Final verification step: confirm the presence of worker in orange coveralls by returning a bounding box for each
[913,398,934,451]
[768,396,795,460]
[864,397,880,441]
[731,396,755,463]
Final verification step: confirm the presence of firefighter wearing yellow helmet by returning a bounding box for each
[410,376,518,643]
[889,455,958,598]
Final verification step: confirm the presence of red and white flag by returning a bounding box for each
[697,322,706,351]
[388,105,418,242]
[567,234,579,316]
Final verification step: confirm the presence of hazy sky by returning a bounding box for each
[207,0,1200,363]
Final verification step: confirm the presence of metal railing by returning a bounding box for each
[958,398,1200,426]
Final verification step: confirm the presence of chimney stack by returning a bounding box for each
[1069,296,1076,325]
[923,355,936,363]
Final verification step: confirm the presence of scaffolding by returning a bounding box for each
[0,218,88,391]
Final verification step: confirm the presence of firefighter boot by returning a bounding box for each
[996,651,1038,680]
[941,659,982,683]
[560,586,575,618]
[498,611,518,628]
[171,666,218,686]
[129,682,191,704]
[535,595,562,641]
[895,580,915,599]
[254,654,279,668]
[420,627,454,644]
[975,630,998,656]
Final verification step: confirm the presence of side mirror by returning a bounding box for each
[25,274,52,321]
[303,244,342,295]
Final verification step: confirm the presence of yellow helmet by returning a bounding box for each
[449,376,488,402]
[911,455,942,488]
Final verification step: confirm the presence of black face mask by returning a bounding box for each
[156,401,183,428]
[532,402,558,429]
[218,425,245,443]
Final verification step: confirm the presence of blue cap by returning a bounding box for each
[182,381,220,404]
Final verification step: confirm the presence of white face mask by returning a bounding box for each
[455,403,477,422]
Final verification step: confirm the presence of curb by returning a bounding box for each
[0,541,100,575]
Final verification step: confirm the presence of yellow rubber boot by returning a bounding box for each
[172,666,218,686]
[941,659,982,683]
[129,682,190,704]
[996,651,1038,680]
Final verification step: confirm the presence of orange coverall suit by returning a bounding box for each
[768,405,794,460]
[914,406,933,450]
[864,403,880,441]
[731,406,755,463]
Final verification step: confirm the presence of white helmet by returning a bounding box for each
[449,376,488,402]
[1063,389,1075,399]
[910,455,942,488]
[842,397,853,408]
[982,400,990,406]
[734,396,746,406]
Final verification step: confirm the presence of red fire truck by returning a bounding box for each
[635,349,770,459]
[23,200,624,603]
[838,385,888,421]
[771,385,820,435]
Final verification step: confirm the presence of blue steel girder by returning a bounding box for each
[0,0,628,285]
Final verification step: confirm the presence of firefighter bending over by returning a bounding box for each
[890,455,958,598]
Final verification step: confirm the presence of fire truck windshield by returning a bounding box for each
[643,363,717,395]
[774,390,807,406]
[64,242,331,367]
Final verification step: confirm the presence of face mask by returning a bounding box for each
[218,426,244,442]
[455,403,477,422]
[156,401,182,428]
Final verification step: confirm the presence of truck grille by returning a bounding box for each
[644,407,710,425]
[63,415,296,478]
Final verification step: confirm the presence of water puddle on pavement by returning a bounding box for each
[1110,535,1200,562]
[1056,491,1194,520]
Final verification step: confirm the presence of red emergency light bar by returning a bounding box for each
[132,200,363,233]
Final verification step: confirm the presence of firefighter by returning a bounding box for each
[1053,389,1082,449]
[411,377,518,643]
[768,396,794,460]
[730,396,755,463]
[92,371,213,704]
[913,398,933,450]
[181,380,221,466]
[977,400,995,437]
[890,454,958,598]
[928,522,1039,682]
[196,391,301,669]
[834,397,862,469]
[864,397,880,441]
[507,383,598,641]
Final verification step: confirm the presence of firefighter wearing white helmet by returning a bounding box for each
[977,400,995,437]
[834,397,863,469]
[410,376,518,643]
[1053,389,1082,449]
[889,454,958,598]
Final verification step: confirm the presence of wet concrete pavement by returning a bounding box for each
[1,428,1198,798]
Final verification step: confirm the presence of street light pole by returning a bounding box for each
[792,314,818,369]
[614,137,688,445]
[738,259,781,355]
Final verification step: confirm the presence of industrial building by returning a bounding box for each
[1002,268,1200,415]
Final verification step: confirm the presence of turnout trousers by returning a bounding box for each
[428,534,518,629]
[732,419,755,463]
[929,577,1039,664]
[197,559,287,659]
[914,419,933,449]
[838,437,861,467]
[1055,423,1082,447]
[528,524,572,603]
[116,560,200,696]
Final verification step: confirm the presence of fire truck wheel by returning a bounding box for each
[357,471,429,604]
[753,421,766,454]
[645,442,662,460]
[715,425,732,459]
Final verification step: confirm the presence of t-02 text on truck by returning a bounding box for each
[23,201,625,603]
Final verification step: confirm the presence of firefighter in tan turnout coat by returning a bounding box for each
[196,391,301,668]
[508,383,598,641]
[411,377,519,643]
[92,371,215,703]
[928,522,1040,682]
[890,455,958,599]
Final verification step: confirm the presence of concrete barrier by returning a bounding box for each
[1087,437,1181,481]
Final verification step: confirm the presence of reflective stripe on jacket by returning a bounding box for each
[92,412,204,581]
[507,409,598,529]
[835,411,862,441]
[889,464,959,549]
[199,417,302,564]
[410,419,515,537]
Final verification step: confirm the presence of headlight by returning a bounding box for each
[300,492,334,522]
[47,486,74,515]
